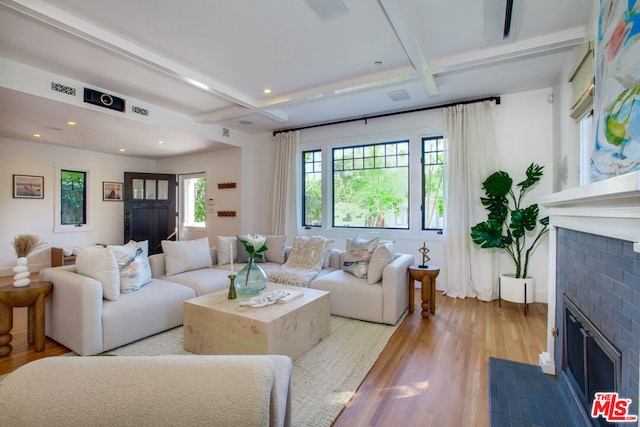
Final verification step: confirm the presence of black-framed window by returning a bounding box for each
[61,169,87,225]
[422,136,445,230]
[333,141,409,229]
[302,149,322,227]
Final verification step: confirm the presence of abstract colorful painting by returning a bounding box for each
[593,0,640,181]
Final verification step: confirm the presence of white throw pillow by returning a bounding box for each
[343,236,379,279]
[264,235,287,264]
[322,239,335,268]
[108,240,152,293]
[161,237,212,276]
[367,243,396,284]
[75,247,120,301]
[216,236,237,265]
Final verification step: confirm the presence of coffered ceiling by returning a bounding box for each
[0,0,592,158]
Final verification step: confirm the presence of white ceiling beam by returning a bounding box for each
[261,108,289,123]
[378,0,439,96]
[1,0,256,109]
[431,26,586,75]
[256,65,416,108]
[196,105,288,125]
[2,0,298,127]
[194,106,251,124]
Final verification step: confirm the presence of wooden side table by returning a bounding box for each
[408,265,440,319]
[0,281,53,357]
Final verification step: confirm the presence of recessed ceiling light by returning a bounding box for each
[32,133,41,138]
[157,140,165,145]
[119,148,126,152]
[263,88,272,94]
[239,120,253,125]
[373,60,384,66]
[67,121,77,126]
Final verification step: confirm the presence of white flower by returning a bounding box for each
[245,234,266,249]
[240,234,268,260]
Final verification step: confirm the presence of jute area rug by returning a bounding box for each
[49,315,399,427]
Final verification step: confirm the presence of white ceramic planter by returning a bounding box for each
[499,274,535,304]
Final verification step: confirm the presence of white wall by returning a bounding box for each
[156,131,275,245]
[298,88,554,302]
[156,147,243,246]
[495,89,554,301]
[0,137,156,275]
[238,132,275,235]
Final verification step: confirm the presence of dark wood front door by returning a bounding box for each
[124,172,176,254]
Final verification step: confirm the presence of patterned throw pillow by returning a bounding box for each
[343,236,379,279]
[108,240,152,293]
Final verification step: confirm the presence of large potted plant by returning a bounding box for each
[470,162,549,305]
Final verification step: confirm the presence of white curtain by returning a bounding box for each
[270,130,300,236]
[442,101,499,301]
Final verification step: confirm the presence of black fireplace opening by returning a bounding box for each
[564,296,622,427]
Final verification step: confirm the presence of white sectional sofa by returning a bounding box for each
[40,265,195,356]
[0,354,292,427]
[39,236,413,356]
[310,250,412,324]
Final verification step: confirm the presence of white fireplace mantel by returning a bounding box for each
[539,171,640,251]
[537,171,640,375]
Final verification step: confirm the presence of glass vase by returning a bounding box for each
[234,258,268,295]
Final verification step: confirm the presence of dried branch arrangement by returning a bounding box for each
[12,234,46,257]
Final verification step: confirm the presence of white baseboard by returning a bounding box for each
[539,352,556,375]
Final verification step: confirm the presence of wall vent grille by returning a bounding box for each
[51,82,76,96]
[222,127,230,137]
[132,106,149,116]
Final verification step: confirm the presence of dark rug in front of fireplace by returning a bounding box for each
[489,357,588,426]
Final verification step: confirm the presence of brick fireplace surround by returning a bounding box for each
[539,171,640,422]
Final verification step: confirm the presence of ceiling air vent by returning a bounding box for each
[51,82,76,96]
[131,105,149,116]
[222,128,230,137]
[388,89,410,102]
[304,0,349,21]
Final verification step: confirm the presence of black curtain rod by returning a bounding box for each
[273,95,501,136]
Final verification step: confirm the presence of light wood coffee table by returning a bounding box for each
[184,283,330,360]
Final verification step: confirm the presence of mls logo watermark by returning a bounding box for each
[591,392,638,423]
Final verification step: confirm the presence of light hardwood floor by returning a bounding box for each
[0,274,547,426]
[334,292,547,426]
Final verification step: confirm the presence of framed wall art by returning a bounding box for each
[103,181,123,201]
[592,0,640,181]
[13,175,44,199]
